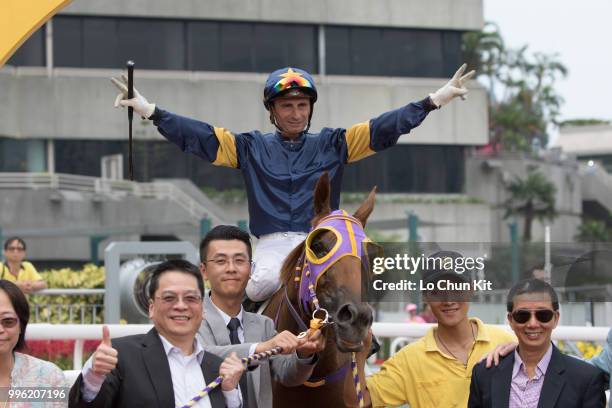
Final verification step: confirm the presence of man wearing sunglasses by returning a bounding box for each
[111,64,475,305]
[468,278,605,408]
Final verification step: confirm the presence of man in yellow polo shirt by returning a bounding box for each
[1,237,47,294]
[356,252,516,408]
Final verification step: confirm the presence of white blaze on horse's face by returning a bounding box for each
[201,239,251,300]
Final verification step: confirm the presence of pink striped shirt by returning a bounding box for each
[509,344,553,408]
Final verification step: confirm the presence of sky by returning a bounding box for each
[483,0,612,123]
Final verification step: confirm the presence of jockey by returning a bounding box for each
[112,65,475,303]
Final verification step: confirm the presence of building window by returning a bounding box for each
[54,16,186,70]
[52,140,462,194]
[0,138,46,172]
[326,26,463,78]
[52,16,318,73]
[6,26,45,67]
[343,145,465,193]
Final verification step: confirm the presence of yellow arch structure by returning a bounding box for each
[0,0,73,67]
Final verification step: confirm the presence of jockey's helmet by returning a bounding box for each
[263,67,317,110]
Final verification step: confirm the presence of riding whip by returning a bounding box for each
[126,60,134,180]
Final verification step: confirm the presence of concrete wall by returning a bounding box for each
[465,155,583,242]
[61,0,484,30]
[0,67,489,146]
[0,188,202,261]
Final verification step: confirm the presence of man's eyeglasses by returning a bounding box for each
[206,257,253,268]
[155,293,202,306]
[0,317,19,328]
[5,247,24,252]
[511,309,555,324]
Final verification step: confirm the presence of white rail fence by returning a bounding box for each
[26,323,609,372]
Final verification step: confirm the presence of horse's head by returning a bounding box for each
[301,173,377,353]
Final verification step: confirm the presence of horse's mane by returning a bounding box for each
[279,241,306,284]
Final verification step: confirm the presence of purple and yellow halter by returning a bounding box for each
[297,209,369,315]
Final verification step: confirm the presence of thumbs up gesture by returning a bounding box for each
[92,325,118,376]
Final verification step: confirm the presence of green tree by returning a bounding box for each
[575,220,610,242]
[462,22,505,99]
[503,169,557,242]
[463,24,568,152]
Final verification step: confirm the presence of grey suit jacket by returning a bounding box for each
[198,294,316,408]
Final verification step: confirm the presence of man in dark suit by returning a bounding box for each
[469,278,605,408]
[198,225,325,408]
[69,259,246,408]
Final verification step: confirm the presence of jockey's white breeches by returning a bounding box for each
[246,231,307,302]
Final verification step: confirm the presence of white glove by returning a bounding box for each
[429,63,476,108]
[111,74,156,119]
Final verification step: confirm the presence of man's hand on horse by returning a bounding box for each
[296,329,325,358]
[256,330,302,355]
[110,74,156,119]
[428,63,476,108]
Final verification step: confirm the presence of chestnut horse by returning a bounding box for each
[263,173,377,407]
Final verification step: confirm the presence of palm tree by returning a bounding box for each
[462,22,505,102]
[503,169,557,241]
[463,23,568,152]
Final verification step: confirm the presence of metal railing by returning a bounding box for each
[30,288,105,324]
[0,172,211,221]
[31,304,103,324]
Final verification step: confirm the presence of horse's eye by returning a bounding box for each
[308,230,338,259]
[311,239,330,258]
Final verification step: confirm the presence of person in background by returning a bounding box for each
[419,303,437,323]
[404,303,425,323]
[1,237,46,294]
[0,279,67,405]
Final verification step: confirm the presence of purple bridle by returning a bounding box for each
[298,209,368,314]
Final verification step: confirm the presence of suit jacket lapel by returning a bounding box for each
[204,295,232,346]
[202,351,226,408]
[243,312,262,405]
[538,346,565,408]
[492,353,514,408]
[141,328,175,408]
[243,312,261,343]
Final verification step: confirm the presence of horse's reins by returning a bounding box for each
[179,346,284,407]
[183,212,367,407]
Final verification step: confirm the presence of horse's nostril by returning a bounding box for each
[336,303,356,323]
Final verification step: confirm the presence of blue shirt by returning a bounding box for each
[151,98,434,237]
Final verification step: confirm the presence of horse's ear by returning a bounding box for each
[313,172,332,218]
[353,186,377,227]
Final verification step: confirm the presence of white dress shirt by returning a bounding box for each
[208,301,258,355]
[208,298,316,365]
[81,334,242,408]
